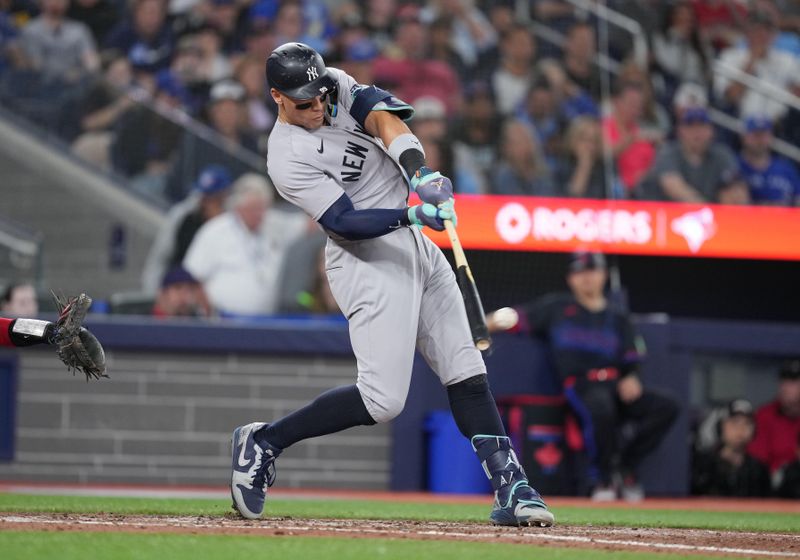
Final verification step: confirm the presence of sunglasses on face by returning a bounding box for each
[289,88,335,110]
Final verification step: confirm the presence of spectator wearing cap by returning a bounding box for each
[104,0,173,74]
[165,79,260,202]
[672,81,709,118]
[640,107,749,204]
[204,79,255,147]
[487,250,679,501]
[748,360,800,474]
[171,164,233,267]
[183,173,309,316]
[714,9,800,121]
[111,69,187,195]
[141,164,234,294]
[692,399,771,497]
[152,266,210,317]
[16,0,99,84]
[372,4,460,115]
[738,115,800,206]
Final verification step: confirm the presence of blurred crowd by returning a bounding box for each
[691,360,800,498]
[1,0,799,206]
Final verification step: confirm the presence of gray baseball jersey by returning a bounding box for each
[267,68,485,423]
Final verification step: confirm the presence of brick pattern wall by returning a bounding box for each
[0,149,157,299]
[0,348,390,489]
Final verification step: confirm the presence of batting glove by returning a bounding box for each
[410,166,454,206]
[407,203,457,231]
[437,198,457,227]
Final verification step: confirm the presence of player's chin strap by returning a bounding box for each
[471,435,528,491]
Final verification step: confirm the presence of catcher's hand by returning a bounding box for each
[52,293,108,381]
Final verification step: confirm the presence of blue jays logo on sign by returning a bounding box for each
[307,66,318,81]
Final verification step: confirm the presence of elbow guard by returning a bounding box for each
[349,85,414,128]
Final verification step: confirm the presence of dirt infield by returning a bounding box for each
[2,513,799,558]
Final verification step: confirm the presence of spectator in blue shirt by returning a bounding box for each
[104,0,173,73]
[738,115,800,206]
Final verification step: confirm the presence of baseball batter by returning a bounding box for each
[230,43,554,527]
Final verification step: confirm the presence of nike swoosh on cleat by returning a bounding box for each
[237,430,253,468]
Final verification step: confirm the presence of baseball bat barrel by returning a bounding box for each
[444,220,491,351]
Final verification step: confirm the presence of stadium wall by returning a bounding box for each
[1,317,797,494]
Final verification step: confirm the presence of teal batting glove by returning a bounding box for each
[407,203,456,231]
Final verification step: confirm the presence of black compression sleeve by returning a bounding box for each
[319,193,411,240]
[399,149,426,179]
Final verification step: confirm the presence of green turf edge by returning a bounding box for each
[0,494,797,534]
[0,531,720,560]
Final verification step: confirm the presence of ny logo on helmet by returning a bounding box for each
[307,66,318,81]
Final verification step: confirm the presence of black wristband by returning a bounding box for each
[9,318,55,347]
[400,207,412,226]
[398,148,426,180]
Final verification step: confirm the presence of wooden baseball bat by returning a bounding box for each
[444,220,492,351]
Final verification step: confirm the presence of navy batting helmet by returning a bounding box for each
[266,42,336,100]
[568,250,606,273]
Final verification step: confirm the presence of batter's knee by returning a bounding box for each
[367,396,406,423]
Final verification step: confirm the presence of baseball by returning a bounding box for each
[492,307,519,330]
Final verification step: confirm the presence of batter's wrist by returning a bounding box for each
[387,133,426,180]
[401,207,413,226]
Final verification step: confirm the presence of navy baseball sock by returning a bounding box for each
[447,374,506,438]
[255,384,376,450]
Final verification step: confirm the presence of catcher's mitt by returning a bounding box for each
[52,293,108,381]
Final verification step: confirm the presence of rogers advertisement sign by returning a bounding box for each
[423,196,800,261]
